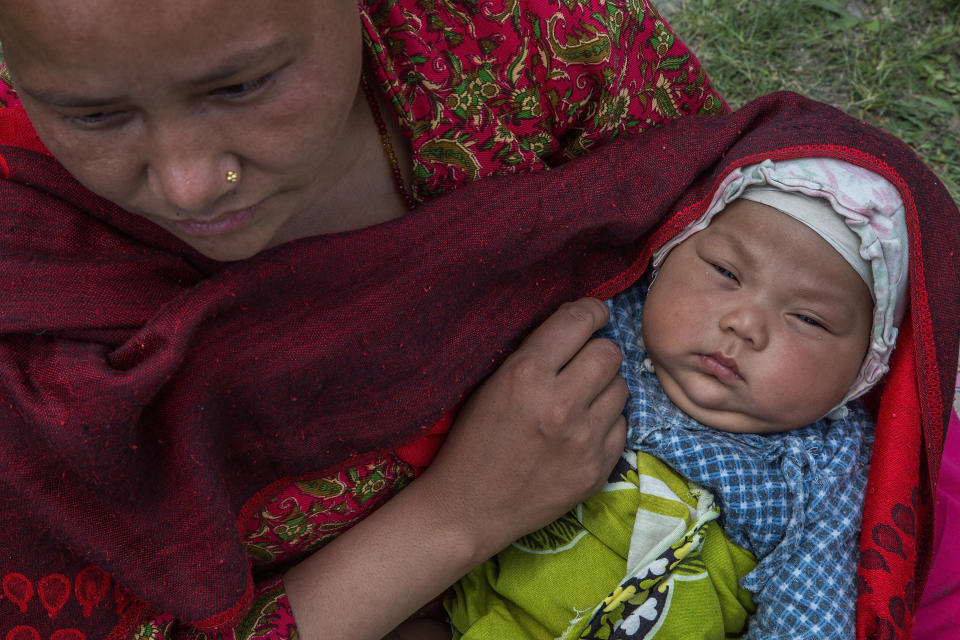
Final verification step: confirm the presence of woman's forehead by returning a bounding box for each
[1,0,222,40]
[0,0,340,72]
[0,0,357,95]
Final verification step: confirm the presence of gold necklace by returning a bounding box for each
[360,73,417,210]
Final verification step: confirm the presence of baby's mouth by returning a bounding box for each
[699,352,744,382]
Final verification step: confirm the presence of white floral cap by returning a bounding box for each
[652,158,909,416]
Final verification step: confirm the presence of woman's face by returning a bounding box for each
[0,0,364,261]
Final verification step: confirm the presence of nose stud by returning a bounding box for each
[226,170,240,184]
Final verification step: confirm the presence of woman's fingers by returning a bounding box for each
[581,375,629,493]
[589,367,629,420]
[558,335,623,401]
[517,298,611,372]
[602,415,629,477]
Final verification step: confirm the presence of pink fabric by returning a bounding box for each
[914,378,960,637]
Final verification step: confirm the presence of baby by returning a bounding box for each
[432,157,908,640]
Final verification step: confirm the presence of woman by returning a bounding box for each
[0,1,726,638]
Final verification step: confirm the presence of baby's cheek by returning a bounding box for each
[779,343,852,411]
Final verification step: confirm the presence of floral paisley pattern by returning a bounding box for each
[361,0,727,201]
[240,457,415,571]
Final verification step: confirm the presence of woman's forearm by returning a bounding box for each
[282,470,485,640]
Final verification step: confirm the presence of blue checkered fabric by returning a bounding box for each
[599,283,874,640]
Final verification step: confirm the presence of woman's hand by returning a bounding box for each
[285,297,627,640]
[420,297,629,558]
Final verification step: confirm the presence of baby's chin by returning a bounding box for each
[655,370,810,434]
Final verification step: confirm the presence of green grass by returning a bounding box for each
[661,0,960,206]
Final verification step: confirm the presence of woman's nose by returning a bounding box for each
[145,123,235,215]
[719,302,769,349]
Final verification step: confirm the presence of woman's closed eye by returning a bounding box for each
[210,72,276,100]
[66,110,128,128]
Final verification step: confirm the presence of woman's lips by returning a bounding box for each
[700,353,743,382]
[172,201,262,237]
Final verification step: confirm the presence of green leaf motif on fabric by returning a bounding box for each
[243,542,277,565]
[546,15,611,64]
[558,0,594,11]
[520,132,555,155]
[648,20,675,57]
[273,513,312,543]
[625,0,647,23]
[234,586,299,640]
[592,88,631,132]
[297,477,347,500]
[513,509,586,553]
[448,66,501,123]
[511,86,543,119]
[657,54,691,72]
[131,620,174,640]
[594,9,621,47]
[354,470,395,505]
[483,0,518,23]
[420,139,482,180]
[699,94,725,116]
[652,86,680,119]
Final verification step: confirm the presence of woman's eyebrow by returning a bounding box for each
[15,41,290,108]
[186,40,289,86]
[14,83,121,109]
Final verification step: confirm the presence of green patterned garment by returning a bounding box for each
[446,451,756,639]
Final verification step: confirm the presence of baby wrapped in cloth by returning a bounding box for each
[446,156,909,640]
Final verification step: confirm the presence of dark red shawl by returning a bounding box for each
[0,92,956,639]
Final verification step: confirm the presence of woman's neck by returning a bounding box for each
[316,75,414,233]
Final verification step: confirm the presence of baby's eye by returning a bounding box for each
[211,73,274,100]
[795,314,826,329]
[712,264,738,282]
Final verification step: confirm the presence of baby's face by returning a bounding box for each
[642,199,873,433]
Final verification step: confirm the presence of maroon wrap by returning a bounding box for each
[0,92,957,639]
